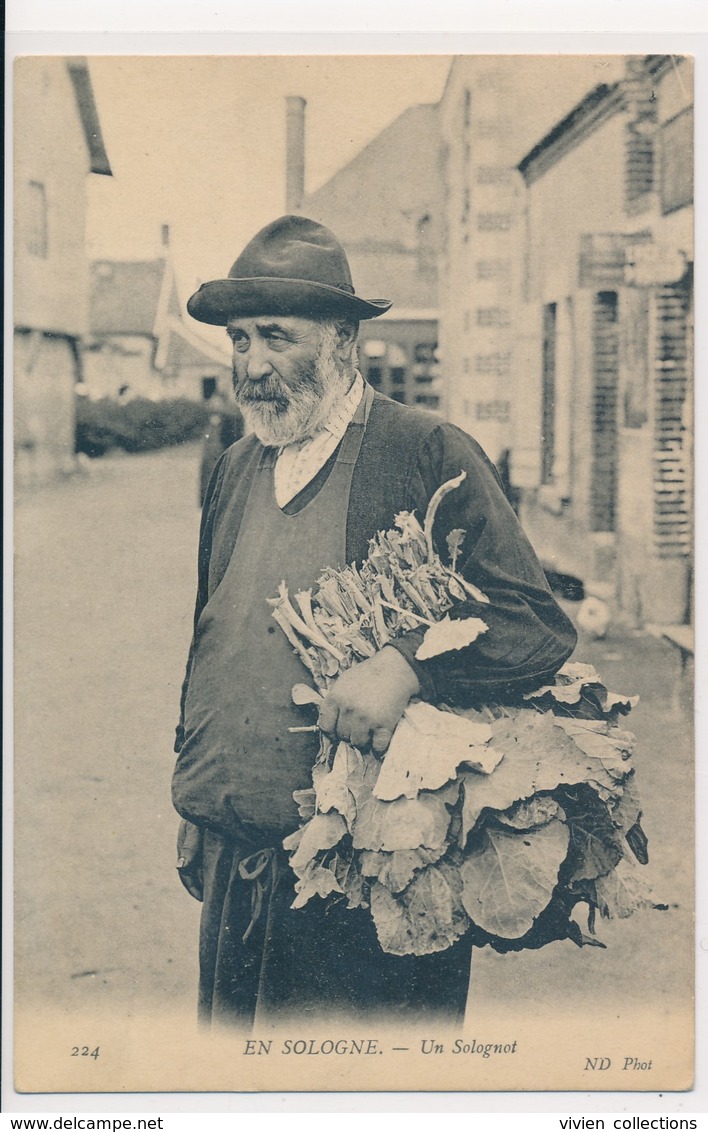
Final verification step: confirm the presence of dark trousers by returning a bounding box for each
[198,829,473,1030]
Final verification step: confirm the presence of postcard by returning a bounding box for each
[11,49,695,1097]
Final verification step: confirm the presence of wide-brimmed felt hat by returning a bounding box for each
[187,215,392,325]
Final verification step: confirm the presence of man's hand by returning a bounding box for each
[318,645,420,754]
[176,819,204,902]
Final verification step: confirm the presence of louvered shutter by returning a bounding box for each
[653,278,692,558]
[590,291,619,532]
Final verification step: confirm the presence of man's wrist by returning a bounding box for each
[380,642,422,698]
[384,637,436,702]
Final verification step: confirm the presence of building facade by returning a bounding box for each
[85,240,231,403]
[513,56,693,628]
[437,56,627,464]
[437,55,693,629]
[297,101,444,410]
[14,57,112,486]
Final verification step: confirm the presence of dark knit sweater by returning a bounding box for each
[175,392,576,752]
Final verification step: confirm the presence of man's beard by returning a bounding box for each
[233,327,352,447]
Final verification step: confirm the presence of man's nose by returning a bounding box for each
[244,340,274,380]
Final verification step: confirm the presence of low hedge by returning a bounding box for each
[76,396,210,458]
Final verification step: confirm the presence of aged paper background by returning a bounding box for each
[7,29,702,1110]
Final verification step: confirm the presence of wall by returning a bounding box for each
[167,364,232,403]
[438,59,522,462]
[437,56,626,465]
[14,58,91,336]
[358,318,439,410]
[301,104,441,313]
[437,55,693,624]
[615,58,694,625]
[83,335,232,403]
[14,58,95,484]
[14,330,78,487]
[523,105,626,532]
[82,338,157,400]
[518,60,694,624]
[525,116,627,301]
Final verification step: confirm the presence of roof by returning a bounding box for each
[161,319,231,371]
[644,55,675,77]
[90,256,231,367]
[66,59,112,177]
[518,81,623,183]
[299,102,442,312]
[90,259,166,335]
[301,103,441,250]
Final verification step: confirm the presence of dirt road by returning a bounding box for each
[15,446,203,1018]
[13,444,694,1033]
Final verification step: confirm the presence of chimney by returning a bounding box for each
[161,223,170,249]
[285,96,306,212]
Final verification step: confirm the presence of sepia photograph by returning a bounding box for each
[10,49,695,1097]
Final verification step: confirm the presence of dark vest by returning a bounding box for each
[172,387,374,843]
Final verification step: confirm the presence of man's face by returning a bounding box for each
[227,315,349,446]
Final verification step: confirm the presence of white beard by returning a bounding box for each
[235,329,352,447]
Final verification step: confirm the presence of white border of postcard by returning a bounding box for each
[4,0,707,1117]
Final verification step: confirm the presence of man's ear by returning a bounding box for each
[334,319,359,362]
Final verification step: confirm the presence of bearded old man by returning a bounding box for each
[172,215,577,1030]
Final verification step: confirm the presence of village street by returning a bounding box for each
[13,443,694,1031]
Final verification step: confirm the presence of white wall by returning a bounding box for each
[14,58,92,336]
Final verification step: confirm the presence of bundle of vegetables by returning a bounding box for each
[269,473,662,957]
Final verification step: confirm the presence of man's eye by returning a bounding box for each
[229,333,249,351]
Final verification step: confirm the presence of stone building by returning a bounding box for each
[85,229,231,403]
[293,98,443,410]
[437,55,626,464]
[14,57,112,486]
[437,55,693,629]
[513,55,693,628]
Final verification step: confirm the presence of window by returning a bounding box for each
[541,303,557,486]
[476,259,511,281]
[625,131,655,204]
[477,212,514,233]
[413,343,436,365]
[476,307,510,328]
[653,276,692,558]
[26,181,48,257]
[474,353,511,376]
[461,188,471,240]
[660,107,693,215]
[416,214,435,274]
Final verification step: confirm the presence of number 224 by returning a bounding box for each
[71,1046,100,1059]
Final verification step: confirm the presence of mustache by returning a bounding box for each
[233,376,290,408]
[233,367,323,407]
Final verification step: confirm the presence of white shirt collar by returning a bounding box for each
[273,373,365,507]
[318,371,364,440]
[278,371,364,453]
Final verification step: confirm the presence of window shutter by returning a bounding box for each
[625,133,655,203]
[623,57,657,206]
[653,279,692,557]
[541,303,557,486]
[590,291,619,532]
